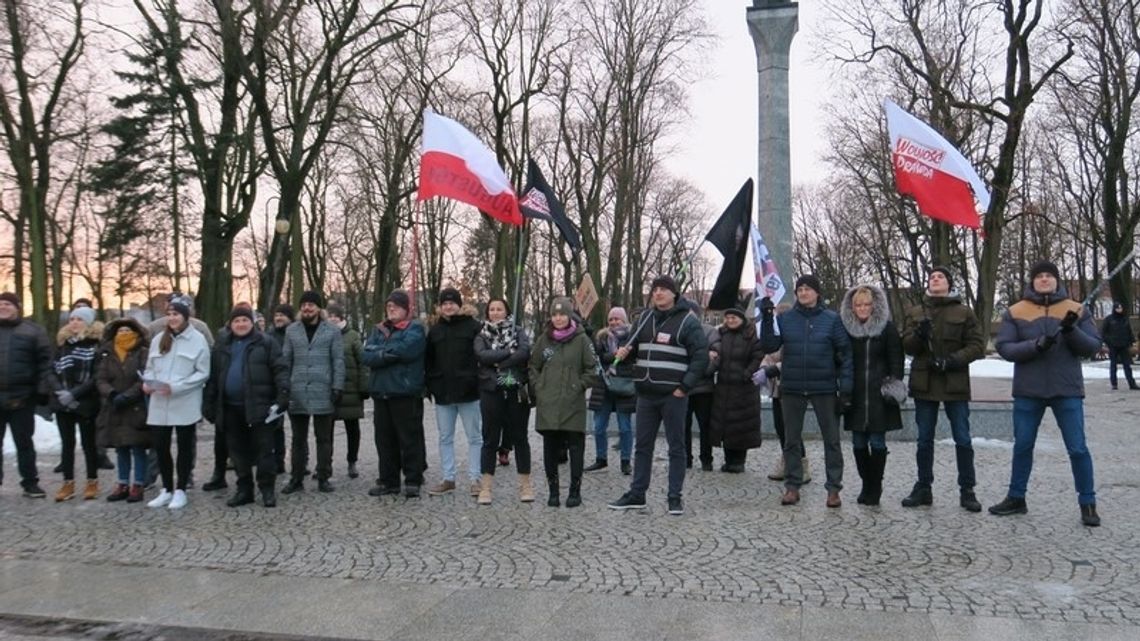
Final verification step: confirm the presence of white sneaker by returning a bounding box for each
[147,490,172,508]
[168,489,188,510]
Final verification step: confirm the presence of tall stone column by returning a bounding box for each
[747,1,799,297]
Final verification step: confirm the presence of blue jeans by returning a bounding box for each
[435,401,483,482]
[592,398,633,462]
[913,399,975,490]
[1009,396,1096,505]
[115,446,147,485]
[852,431,887,452]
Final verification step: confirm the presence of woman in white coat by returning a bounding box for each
[143,300,210,509]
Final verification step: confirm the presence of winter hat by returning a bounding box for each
[72,298,93,309]
[326,304,346,320]
[549,297,575,317]
[169,301,191,322]
[168,292,194,312]
[438,287,463,306]
[928,266,954,289]
[1113,301,1125,313]
[229,306,255,323]
[68,306,96,327]
[273,303,296,321]
[795,274,822,295]
[1029,260,1060,281]
[386,290,411,312]
[723,308,748,322]
[299,290,324,308]
[0,292,20,309]
[650,275,679,298]
[607,307,629,323]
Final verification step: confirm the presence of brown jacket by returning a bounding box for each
[95,319,152,448]
[901,293,985,402]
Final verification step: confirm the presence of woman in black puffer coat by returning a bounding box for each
[839,285,904,506]
[709,308,765,472]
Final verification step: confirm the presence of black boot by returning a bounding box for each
[866,449,887,506]
[547,475,560,507]
[852,447,870,505]
[281,477,304,494]
[901,483,933,507]
[565,477,582,508]
[226,488,255,507]
[261,485,277,508]
[202,469,228,492]
[960,489,982,512]
[988,496,1027,516]
[1080,504,1101,526]
[584,459,608,472]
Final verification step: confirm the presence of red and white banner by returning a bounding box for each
[885,100,990,229]
[417,111,523,226]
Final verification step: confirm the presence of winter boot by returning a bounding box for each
[767,455,785,481]
[901,483,933,507]
[565,477,582,508]
[518,474,535,503]
[866,449,888,506]
[960,489,982,513]
[127,483,144,503]
[83,479,99,500]
[477,473,493,505]
[853,447,870,505]
[106,483,129,502]
[547,475,560,507]
[55,480,76,502]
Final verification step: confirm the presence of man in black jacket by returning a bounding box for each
[608,276,709,516]
[1100,301,1136,390]
[0,292,53,497]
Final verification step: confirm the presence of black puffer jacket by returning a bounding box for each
[426,305,481,404]
[0,317,53,407]
[709,319,764,450]
[203,329,290,430]
[1101,311,1133,350]
[839,286,904,433]
[587,326,637,413]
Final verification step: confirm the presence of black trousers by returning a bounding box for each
[479,388,531,475]
[771,397,805,458]
[1108,347,1135,387]
[289,414,334,481]
[223,405,276,492]
[57,411,98,480]
[342,418,361,464]
[373,396,426,489]
[685,392,714,465]
[542,431,584,483]
[210,424,228,479]
[153,424,195,491]
[273,419,286,468]
[0,404,37,487]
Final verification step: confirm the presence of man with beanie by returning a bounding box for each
[281,291,345,494]
[0,292,53,497]
[363,290,428,498]
[266,302,295,473]
[758,274,853,508]
[425,287,484,496]
[608,275,709,516]
[900,265,986,511]
[1100,301,1137,390]
[991,260,1103,526]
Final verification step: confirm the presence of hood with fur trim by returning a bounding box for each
[431,302,480,326]
[56,319,105,345]
[101,317,150,344]
[840,285,891,338]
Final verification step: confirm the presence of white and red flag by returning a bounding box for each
[885,100,990,229]
[417,111,523,226]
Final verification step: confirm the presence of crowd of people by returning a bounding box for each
[0,259,1111,526]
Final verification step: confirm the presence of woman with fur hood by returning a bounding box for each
[839,285,905,506]
[96,318,151,503]
[49,306,105,501]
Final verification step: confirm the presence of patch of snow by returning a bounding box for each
[938,436,1012,449]
[2,415,62,457]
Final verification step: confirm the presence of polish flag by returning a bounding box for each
[885,100,990,229]
[417,111,523,226]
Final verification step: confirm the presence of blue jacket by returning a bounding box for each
[362,320,427,399]
[995,284,1101,398]
[761,301,853,396]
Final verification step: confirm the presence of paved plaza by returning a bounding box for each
[1,376,1138,640]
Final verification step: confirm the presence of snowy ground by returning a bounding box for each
[969,356,1112,380]
[3,415,64,457]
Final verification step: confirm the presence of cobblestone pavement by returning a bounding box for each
[2,379,1138,629]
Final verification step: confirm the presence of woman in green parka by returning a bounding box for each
[328,305,368,480]
[529,297,598,508]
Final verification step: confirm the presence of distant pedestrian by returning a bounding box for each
[1100,301,1136,390]
[0,292,53,498]
[95,318,151,503]
[49,305,104,501]
[709,307,764,473]
[991,260,1103,526]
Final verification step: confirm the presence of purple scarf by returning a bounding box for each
[551,320,578,343]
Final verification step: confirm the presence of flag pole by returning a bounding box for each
[410,200,421,317]
[510,221,527,322]
[1082,247,1139,308]
[675,240,707,297]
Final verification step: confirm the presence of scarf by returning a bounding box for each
[606,324,630,354]
[551,319,578,343]
[114,332,138,362]
[54,334,98,384]
[480,316,518,352]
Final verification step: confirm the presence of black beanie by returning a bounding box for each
[273,303,296,321]
[929,266,954,289]
[650,275,679,298]
[794,274,822,294]
[0,292,20,309]
[1029,260,1060,281]
[229,306,255,323]
[387,290,411,312]
[723,307,748,322]
[299,290,324,308]
[438,287,463,306]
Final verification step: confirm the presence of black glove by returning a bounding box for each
[1035,333,1058,352]
[111,393,132,409]
[836,393,852,417]
[277,399,289,415]
[1059,310,1079,333]
[915,318,933,342]
[930,357,949,372]
[759,296,774,318]
[764,365,780,379]
[332,390,343,405]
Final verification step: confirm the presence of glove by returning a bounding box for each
[1035,333,1058,352]
[915,318,933,341]
[332,390,343,405]
[111,393,132,409]
[55,390,76,408]
[764,365,781,379]
[1060,310,1079,333]
[277,399,289,415]
[836,393,852,417]
[930,357,951,372]
[759,296,774,318]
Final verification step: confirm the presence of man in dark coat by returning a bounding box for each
[759,275,853,508]
[900,266,987,512]
[991,260,1103,526]
[1100,301,1136,390]
[607,275,709,516]
[0,292,52,497]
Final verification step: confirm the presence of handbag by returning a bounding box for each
[602,370,636,397]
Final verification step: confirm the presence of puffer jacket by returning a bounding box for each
[587,325,637,414]
[0,317,53,407]
[687,324,719,396]
[473,318,531,393]
[335,326,368,420]
[996,283,1101,398]
[760,300,853,396]
[709,319,764,450]
[362,319,427,399]
[839,286,904,433]
[203,329,290,430]
[426,305,481,404]
[529,322,597,433]
[95,318,151,448]
[49,321,105,417]
[1101,312,1133,350]
[901,292,986,401]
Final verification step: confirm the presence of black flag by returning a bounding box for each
[704,179,753,310]
[520,158,582,252]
